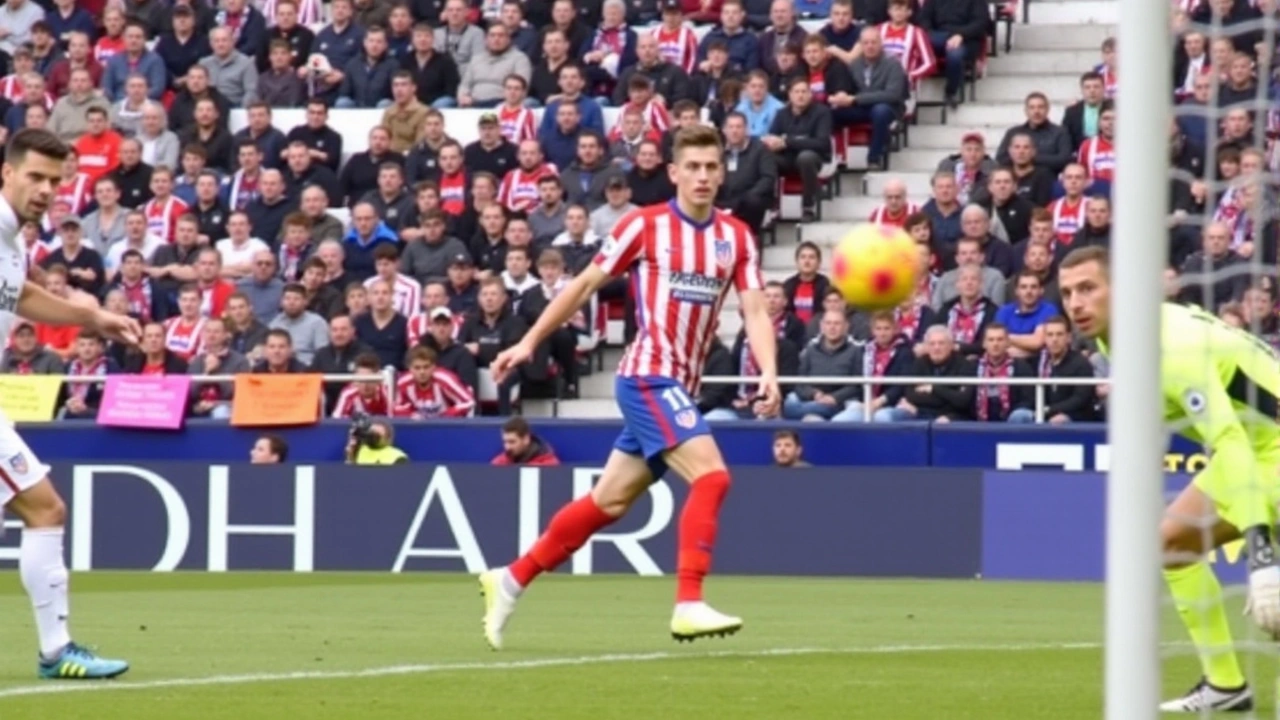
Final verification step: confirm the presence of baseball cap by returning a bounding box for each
[171,4,194,16]
[478,112,499,126]
[961,132,985,145]
[450,253,473,267]
[661,0,682,10]
[606,175,628,190]
[60,215,82,229]
[429,307,453,322]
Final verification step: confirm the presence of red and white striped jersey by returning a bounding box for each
[93,36,125,66]
[143,195,190,244]
[593,201,761,394]
[497,104,537,144]
[1048,196,1087,245]
[878,23,937,84]
[613,99,670,137]
[24,238,52,269]
[406,312,464,347]
[498,163,558,213]
[0,75,54,108]
[260,0,322,25]
[869,202,919,227]
[56,173,94,217]
[364,273,422,318]
[1077,136,1115,182]
[332,383,393,418]
[651,25,698,74]
[163,316,206,361]
[1098,65,1117,99]
[393,369,475,418]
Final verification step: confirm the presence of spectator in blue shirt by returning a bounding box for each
[697,0,760,73]
[102,22,167,103]
[735,69,783,137]
[312,0,367,102]
[538,63,605,136]
[46,0,96,51]
[995,270,1060,359]
[539,99,584,170]
[342,201,400,281]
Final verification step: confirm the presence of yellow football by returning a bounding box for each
[829,223,921,311]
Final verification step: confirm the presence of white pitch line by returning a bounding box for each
[0,641,1100,700]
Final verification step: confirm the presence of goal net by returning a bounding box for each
[1110,0,1280,716]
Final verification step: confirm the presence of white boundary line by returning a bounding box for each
[0,642,1101,700]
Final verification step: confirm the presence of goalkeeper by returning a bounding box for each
[1059,246,1280,714]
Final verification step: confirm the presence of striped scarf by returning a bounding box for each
[66,357,108,402]
[862,340,900,400]
[976,355,1012,421]
[947,300,986,345]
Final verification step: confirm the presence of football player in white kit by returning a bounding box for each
[0,129,139,680]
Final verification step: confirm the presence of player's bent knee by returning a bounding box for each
[663,435,728,484]
[1160,516,1211,568]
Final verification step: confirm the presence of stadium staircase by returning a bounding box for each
[533,0,1120,418]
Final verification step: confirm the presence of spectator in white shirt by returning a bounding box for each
[103,210,165,280]
[0,0,44,55]
[501,245,539,302]
[215,211,271,279]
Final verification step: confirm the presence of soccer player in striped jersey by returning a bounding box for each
[479,124,780,649]
[1059,247,1280,713]
[0,128,137,679]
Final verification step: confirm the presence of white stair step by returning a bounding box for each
[935,75,1081,104]
[947,102,1037,127]
[986,49,1101,75]
[806,196,932,224]
[908,125,1011,151]
[1013,23,1114,51]
[1024,1,1118,24]
[551,399,620,418]
[864,171,934,198]
[886,148,950,172]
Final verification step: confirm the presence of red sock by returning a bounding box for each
[509,495,615,587]
[676,470,731,603]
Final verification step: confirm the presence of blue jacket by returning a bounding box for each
[102,51,168,103]
[698,27,760,73]
[735,95,784,137]
[45,8,95,49]
[538,96,605,138]
[338,53,398,107]
[538,124,583,172]
[315,23,366,71]
[342,221,400,281]
[215,7,268,58]
[795,0,832,18]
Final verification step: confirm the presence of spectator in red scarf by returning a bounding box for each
[972,323,1035,423]
[61,331,119,419]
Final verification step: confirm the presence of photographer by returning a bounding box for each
[345,414,409,465]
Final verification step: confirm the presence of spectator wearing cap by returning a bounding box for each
[918,0,989,108]
[48,31,102,99]
[435,0,487,73]
[558,131,625,212]
[310,0,367,102]
[283,141,341,209]
[50,68,110,144]
[591,176,636,237]
[445,252,480,314]
[103,22,167,103]
[539,63,606,137]
[336,25,398,109]
[169,65,232,135]
[458,24,532,108]
[4,323,69,374]
[43,215,105,297]
[342,201,400,282]
[418,305,479,390]
[698,0,759,73]
[402,21,461,109]
[0,0,43,56]
[258,39,308,108]
[256,0,312,71]
[465,113,519,178]
[717,111,775,235]
[156,8,212,87]
[340,128,405,206]
[764,76,832,223]
[269,283,331,365]
[381,71,430,153]
[614,32,690,107]
[286,100,344,174]
[311,313,375,407]
[46,0,95,53]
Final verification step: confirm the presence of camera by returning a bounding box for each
[350,411,381,448]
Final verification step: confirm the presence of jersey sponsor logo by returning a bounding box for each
[668,270,723,305]
[1183,389,1207,414]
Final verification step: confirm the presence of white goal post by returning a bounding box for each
[1107,0,1171,716]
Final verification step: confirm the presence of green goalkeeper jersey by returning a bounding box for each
[1102,302,1280,529]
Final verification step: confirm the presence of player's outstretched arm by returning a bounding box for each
[738,287,781,416]
[491,265,611,382]
[18,282,141,344]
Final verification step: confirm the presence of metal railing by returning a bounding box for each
[700,374,1105,423]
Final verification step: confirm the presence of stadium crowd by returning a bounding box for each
[0,0,1272,427]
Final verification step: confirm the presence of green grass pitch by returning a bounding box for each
[0,573,1271,718]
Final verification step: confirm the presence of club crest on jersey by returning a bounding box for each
[7,452,26,475]
[674,408,699,429]
[714,239,733,270]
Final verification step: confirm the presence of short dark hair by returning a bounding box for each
[1059,245,1109,273]
[502,416,531,437]
[773,429,800,445]
[258,434,289,462]
[795,240,821,261]
[6,128,69,167]
[373,244,399,262]
[1043,315,1070,331]
[984,322,1009,338]
[354,352,382,371]
[282,282,308,297]
[266,328,293,345]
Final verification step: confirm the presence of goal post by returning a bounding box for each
[1106,0,1170,716]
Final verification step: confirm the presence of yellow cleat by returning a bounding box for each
[670,602,743,643]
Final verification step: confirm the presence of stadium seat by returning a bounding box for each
[477,368,520,415]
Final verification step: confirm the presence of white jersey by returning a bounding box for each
[0,192,52,500]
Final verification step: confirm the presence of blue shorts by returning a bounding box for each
[613,375,711,478]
